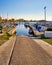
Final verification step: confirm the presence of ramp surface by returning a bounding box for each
[10,36,52,65]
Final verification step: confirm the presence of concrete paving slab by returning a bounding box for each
[0,36,16,65]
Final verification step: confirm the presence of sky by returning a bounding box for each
[0,0,52,20]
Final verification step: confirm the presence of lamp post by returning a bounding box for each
[44,6,46,21]
[7,13,8,20]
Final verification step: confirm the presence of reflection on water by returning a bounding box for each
[16,22,30,36]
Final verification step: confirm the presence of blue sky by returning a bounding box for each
[0,0,52,20]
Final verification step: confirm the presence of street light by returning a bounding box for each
[44,6,46,21]
[6,13,8,22]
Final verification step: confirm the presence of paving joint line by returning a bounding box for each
[7,36,17,65]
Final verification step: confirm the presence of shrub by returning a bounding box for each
[4,33,12,40]
[41,34,45,39]
[6,32,12,36]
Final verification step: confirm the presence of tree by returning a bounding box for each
[4,19,8,22]
[11,18,15,22]
[0,24,3,33]
[8,18,15,22]
[0,16,2,22]
[17,18,24,22]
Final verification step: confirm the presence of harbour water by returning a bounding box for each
[16,22,36,36]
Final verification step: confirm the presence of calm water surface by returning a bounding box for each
[16,22,36,36]
[16,22,30,36]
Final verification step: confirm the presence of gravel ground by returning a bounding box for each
[10,36,52,65]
